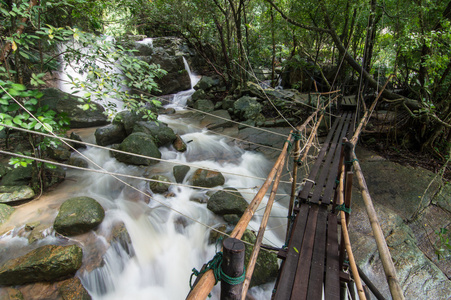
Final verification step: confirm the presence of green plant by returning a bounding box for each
[435,227,451,260]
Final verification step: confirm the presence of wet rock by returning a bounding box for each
[68,157,89,169]
[113,110,147,135]
[43,165,66,189]
[207,188,247,216]
[148,175,171,194]
[223,214,240,225]
[54,196,105,236]
[200,110,233,131]
[68,132,86,149]
[173,134,187,152]
[233,96,262,121]
[39,88,108,128]
[46,145,71,161]
[0,203,14,225]
[0,244,83,285]
[191,89,207,101]
[94,124,127,146]
[0,287,24,300]
[133,121,177,147]
[194,76,219,91]
[27,224,49,244]
[58,277,92,300]
[242,81,265,99]
[192,169,225,188]
[0,165,32,186]
[0,186,35,203]
[222,96,235,111]
[173,165,190,183]
[113,133,161,166]
[208,224,227,245]
[193,99,214,113]
[241,229,278,287]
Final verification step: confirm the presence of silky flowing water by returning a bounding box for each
[0,55,291,299]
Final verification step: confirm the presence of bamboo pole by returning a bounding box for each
[241,154,285,299]
[186,132,293,300]
[338,166,367,300]
[287,138,300,236]
[351,153,405,300]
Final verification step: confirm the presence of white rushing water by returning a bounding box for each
[0,44,289,299]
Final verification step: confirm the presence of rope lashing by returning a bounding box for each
[345,158,359,165]
[189,251,246,294]
[286,131,303,153]
[336,203,351,214]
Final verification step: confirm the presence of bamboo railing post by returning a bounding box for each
[287,138,300,236]
[221,238,245,300]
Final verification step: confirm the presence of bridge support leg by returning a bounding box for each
[221,238,245,300]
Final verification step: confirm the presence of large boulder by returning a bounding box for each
[173,134,187,152]
[233,96,263,121]
[0,203,14,225]
[113,111,147,135]
[133,121,177,147]
[194,76,220,91]
[53,196,105,236]
[192,169,225,188]
[113,133,161,166]
[0,165,32,186]
[193,99,214,113]
[207,188,248,216]
[0,244,83,285]
[39,88,108,128]
[58,277,92,300]
[0,186,35,204]
[95,123,127,146]
[241,230,278,287]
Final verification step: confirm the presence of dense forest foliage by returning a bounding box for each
[1,0,450,159]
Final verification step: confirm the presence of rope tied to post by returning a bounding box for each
[189,251,246,294]
[336,203,351,214]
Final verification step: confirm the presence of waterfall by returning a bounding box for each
[183,57,200,89]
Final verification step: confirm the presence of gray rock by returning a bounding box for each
[173,165,190,183]
[223,214,240,225]
[68,157,89,168]
[0,287,23,299]
[149,175,171,194]
[207,188,247,216]
[200,110,233,131]
[192,169,225,188]
[193,99,214,113]
[53,196,105,236]
[241,229,278,287]
[46,145,71,161]
[68,132,86,149]
[0,244,83,285]
[0,203,14,225]
[40,88,108,128]
[0,165,32,186]
[222,96,235,111]
[0,186,35,203]
[133,121,177,147]
[191,89,207,102]
[43,165,66,189]
[113,133,161,166]
[113,111,147,135]
[194,76,219,91]
[233,96,262,121]
[95,123,127,146]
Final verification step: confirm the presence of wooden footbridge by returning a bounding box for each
[187,88,405,300]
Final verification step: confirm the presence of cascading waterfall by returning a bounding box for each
[0,48,288,300]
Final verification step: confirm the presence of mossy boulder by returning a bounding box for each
[233,96,262,121]
[95,123,127,146]
[149,175,171,194]
[132,121,177,147]
[0,165,32,186]
[173,165,190,183]
[193,99,215,113]
[113,132,161,166]
[0,203,14,225]
[242,229,278,287]
[207,188,248,216]
[192,169,225,188]
[0,186,35,204]
[0,244,83,285]
[58,277,92,300]
[173,134,187,152]
[53,196,105,236]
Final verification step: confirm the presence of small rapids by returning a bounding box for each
[0,55,290,300]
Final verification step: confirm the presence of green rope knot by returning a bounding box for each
[345,158,358,165]
[336,203,351,214]
[335,179,340,185]
[291,132,303,141]
[189,251,246,293]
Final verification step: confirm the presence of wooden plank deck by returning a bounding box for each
[273,112,355,300]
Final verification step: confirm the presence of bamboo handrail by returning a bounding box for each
[338,165,366,300]
[186,131,293,300]
[241,153,286,299]
[351,154,405,300]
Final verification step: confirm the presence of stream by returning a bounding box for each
[0,59,290,299]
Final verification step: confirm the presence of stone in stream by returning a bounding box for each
[0,203,14,225]
[113,132,161,166]
[0,186,35,204]
[148,175,171,194]
[191,168,225,188]
[207,188,248,217]
[173,134,187,152]
[95,123,127,146]
[193,99,215,113]
[53,196,105,236]
[0,165,32,186]
[233,96,263,121]
[132,121,177,147]
[0,244,83,285]
[173,165,190,183]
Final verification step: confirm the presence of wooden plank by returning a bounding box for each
[324,213,340,300]
[290,205,319,300]
[309,112,351,204]
[306,205,328,299]
[320,112,355,204]
[273,205,310,300]
[299,115,344,202]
